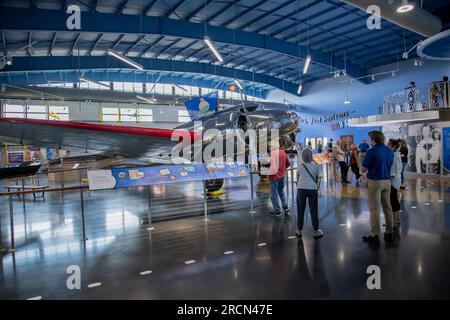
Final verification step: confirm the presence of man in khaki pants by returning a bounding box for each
[361,131,394,245]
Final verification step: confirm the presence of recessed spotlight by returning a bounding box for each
[397,1,414,13]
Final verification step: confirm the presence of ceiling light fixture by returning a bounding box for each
[107,49,143,70]
[234,80,243,90]
[297,83,303,95]
[344,96,351,104]
[79,76,110,89]
[397,0,414,13]
[203,36,223,63]
[136,95,157,103]
[303,54,311,74]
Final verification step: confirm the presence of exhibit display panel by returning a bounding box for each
[383,120,450,175]
[88,163,249,190]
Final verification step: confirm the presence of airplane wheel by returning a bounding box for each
[205,179,224,192]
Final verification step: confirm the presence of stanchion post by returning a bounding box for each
[249,169,256,214]
[202,181,209,221]
[0,200,7,253]
[286,169,290,206]
[147,185,154,230]
[8,195,15,252]
[291,166,295,206]
[21,176,25,201]
[79,186,87,241]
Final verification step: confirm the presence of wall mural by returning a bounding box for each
[383,122,444,174]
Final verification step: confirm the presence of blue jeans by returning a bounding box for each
[401,162,407,185]
[270,178,288,214]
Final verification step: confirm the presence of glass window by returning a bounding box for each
[4,112,24,118]
[120,108,137,122]
[102,114,118,122]
[139,115,153,122]
[134,83,143,93]
[102,107,118,122]
[121,115,136,122]
[49,106,68,114]
[123,82,134,92]
[26,105,46,113]
[48,106,68,121]
[5,104,24,112]
[102,107,118,114]
[138,108,153,115]
[27,113,47,120]
[178,109,190,123]
[120,108,137,116]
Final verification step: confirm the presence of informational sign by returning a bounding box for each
[204,162,249,179]
[443,127,450,172]
[313,153,331,165]
[8,152,24,164]
[88,163,249,191]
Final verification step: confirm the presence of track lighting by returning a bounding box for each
[136,95,157,103]
[107,49,143,70]
[204,36,224,63]
[79,76,110,88]
[234,80,243,90]
[303,54,311,74]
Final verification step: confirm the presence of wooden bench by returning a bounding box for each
[4,185,49,200]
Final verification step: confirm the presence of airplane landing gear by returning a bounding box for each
[205,179,224,193]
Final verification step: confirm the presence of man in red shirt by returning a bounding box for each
[268,139,291,217]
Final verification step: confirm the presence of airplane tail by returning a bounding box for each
[184,91,218,121]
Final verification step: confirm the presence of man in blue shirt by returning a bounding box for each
[359,139,370,163]
[361,131,394,245]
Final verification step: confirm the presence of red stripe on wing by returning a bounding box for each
[0,117,199,141]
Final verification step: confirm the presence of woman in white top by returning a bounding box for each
[388,139,402,227]
[296,148,323,239]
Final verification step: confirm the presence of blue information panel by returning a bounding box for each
[205,162,249,179]
[443,127,450,172]
[88,163,249,190]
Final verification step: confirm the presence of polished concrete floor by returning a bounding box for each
[1,172,450,300]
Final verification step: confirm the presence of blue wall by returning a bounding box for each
[267,59,450,146]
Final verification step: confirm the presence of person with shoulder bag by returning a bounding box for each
[295,148,324,239]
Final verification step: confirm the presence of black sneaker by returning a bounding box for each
[284,208,291,215]
[274,212,283,218]
[384,233,394,243]
[362,234,380,245]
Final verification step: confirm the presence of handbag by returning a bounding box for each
[302,163,319,190]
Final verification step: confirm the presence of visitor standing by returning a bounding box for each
[388,139,402,227]
[317,141,323,153]
[333,140,350,184]
[350,144,362,184]
[359,139,370,163]
[296,148,323,239]
[361,131,394,245]
[399,139,408,189]
[268,139,291,218]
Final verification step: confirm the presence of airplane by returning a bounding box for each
[0,93,300,191]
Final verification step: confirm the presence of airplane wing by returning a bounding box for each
[0,117,197,159]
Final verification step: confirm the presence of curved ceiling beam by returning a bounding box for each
[0,56,294,96]
[0,7,367,81]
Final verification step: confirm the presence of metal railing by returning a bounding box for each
[382,81,449,115]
